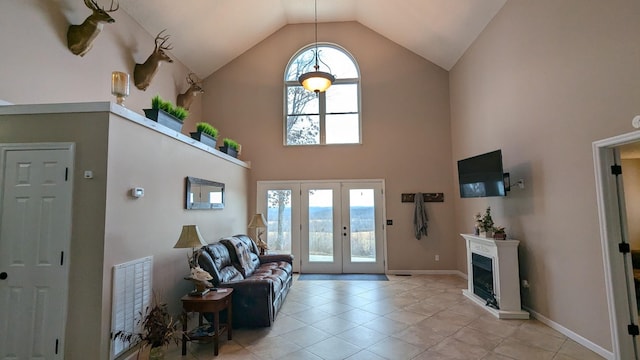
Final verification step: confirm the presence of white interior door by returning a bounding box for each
[0,144,74,359]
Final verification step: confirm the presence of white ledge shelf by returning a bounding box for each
[0,101,250,169]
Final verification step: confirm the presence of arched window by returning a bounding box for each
[284,44,361,145]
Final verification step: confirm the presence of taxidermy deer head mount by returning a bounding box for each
[67,0,118,57]
[176,73,204,110]
[134,30,174,91]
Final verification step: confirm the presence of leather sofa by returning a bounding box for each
[197,234,294,328]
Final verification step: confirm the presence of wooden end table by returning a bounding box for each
[181,288,233,356]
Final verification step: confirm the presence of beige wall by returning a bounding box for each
[101,114,248,358]
[0,112,110,358]
[0,0,203,128]
[450,0,640,350]
[0,109,249,359]
[201,21,457,271]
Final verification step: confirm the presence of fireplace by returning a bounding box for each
[471,253,495,303]
[461,234,529,319]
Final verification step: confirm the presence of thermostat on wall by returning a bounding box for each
[130,187,144,198]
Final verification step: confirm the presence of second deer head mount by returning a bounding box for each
[134,30,173,91]
[176,73,204,110]
[67,0,119,57]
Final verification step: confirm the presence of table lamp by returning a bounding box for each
[248,213,269,255]
[174,225,207,269]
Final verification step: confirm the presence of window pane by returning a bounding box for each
[287,115,320,145]
[266,190,292,255]
[326,84,358,113]
[321,47,358,79]
[285,50,315,81]
[308,189,334,262]
[285,46,358,81]
[326,114,360,144]
[287,86,318,115]
[349,189,376,262]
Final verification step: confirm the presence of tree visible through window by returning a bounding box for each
[284,44,360,145]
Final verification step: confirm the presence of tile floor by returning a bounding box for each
[166,274,605,360]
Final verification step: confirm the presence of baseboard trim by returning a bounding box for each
[524,306,614,360]
[386,269,467,278]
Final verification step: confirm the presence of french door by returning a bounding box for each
[257,180,385,274]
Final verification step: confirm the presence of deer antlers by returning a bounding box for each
[186,73,199,85]
[153,29,173,52]
[84,0,119,12]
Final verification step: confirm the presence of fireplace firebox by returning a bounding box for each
[471,253,495,303]
[461,234,529,319]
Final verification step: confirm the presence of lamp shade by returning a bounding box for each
[174,225,207,248]
[248,213,267,229]
[299,71,335,93]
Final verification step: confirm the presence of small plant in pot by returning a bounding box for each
[493,226,506,240]
[113,298,180,360]
[144,95,189,132]
[477,207,494,238]
[219,138,240,158]
[190,122,218,148]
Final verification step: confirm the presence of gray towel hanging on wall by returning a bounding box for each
[413,192,429,239]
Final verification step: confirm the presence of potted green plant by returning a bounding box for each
[190,122,218,148]
[113,298,180,360]
[144,95,189,133]
[477,206,494,238]
[219,138,240,158]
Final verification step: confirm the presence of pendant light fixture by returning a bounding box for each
[298,0,335,93]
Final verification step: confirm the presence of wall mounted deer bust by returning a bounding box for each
[134,30,173,91]
[67,0,118,57]
[176,73,204,110]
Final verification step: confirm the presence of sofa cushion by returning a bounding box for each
[254,263,290,285]
[198,243,243,286]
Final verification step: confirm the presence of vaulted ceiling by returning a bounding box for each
[119,0,506,79]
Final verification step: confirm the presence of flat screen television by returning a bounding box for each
[457,150,507,198]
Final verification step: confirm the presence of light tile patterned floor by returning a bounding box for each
[166,274,604,360]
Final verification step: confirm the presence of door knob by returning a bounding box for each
[0,272,7,280]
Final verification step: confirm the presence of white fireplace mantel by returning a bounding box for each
[461,234,529,319]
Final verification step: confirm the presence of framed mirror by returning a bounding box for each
[185,176,224,209]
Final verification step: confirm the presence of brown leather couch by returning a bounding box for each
[197,234,293,328]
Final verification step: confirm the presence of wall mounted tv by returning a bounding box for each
[457,149,508,198]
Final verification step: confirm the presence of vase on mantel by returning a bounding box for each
[480,230,493,238]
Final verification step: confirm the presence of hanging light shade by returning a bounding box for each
[298,0,335,93]
[299,70,335,93]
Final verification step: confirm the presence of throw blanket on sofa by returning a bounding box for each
[227,236,255,276]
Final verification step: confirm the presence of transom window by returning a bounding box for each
[284,44,361,145]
